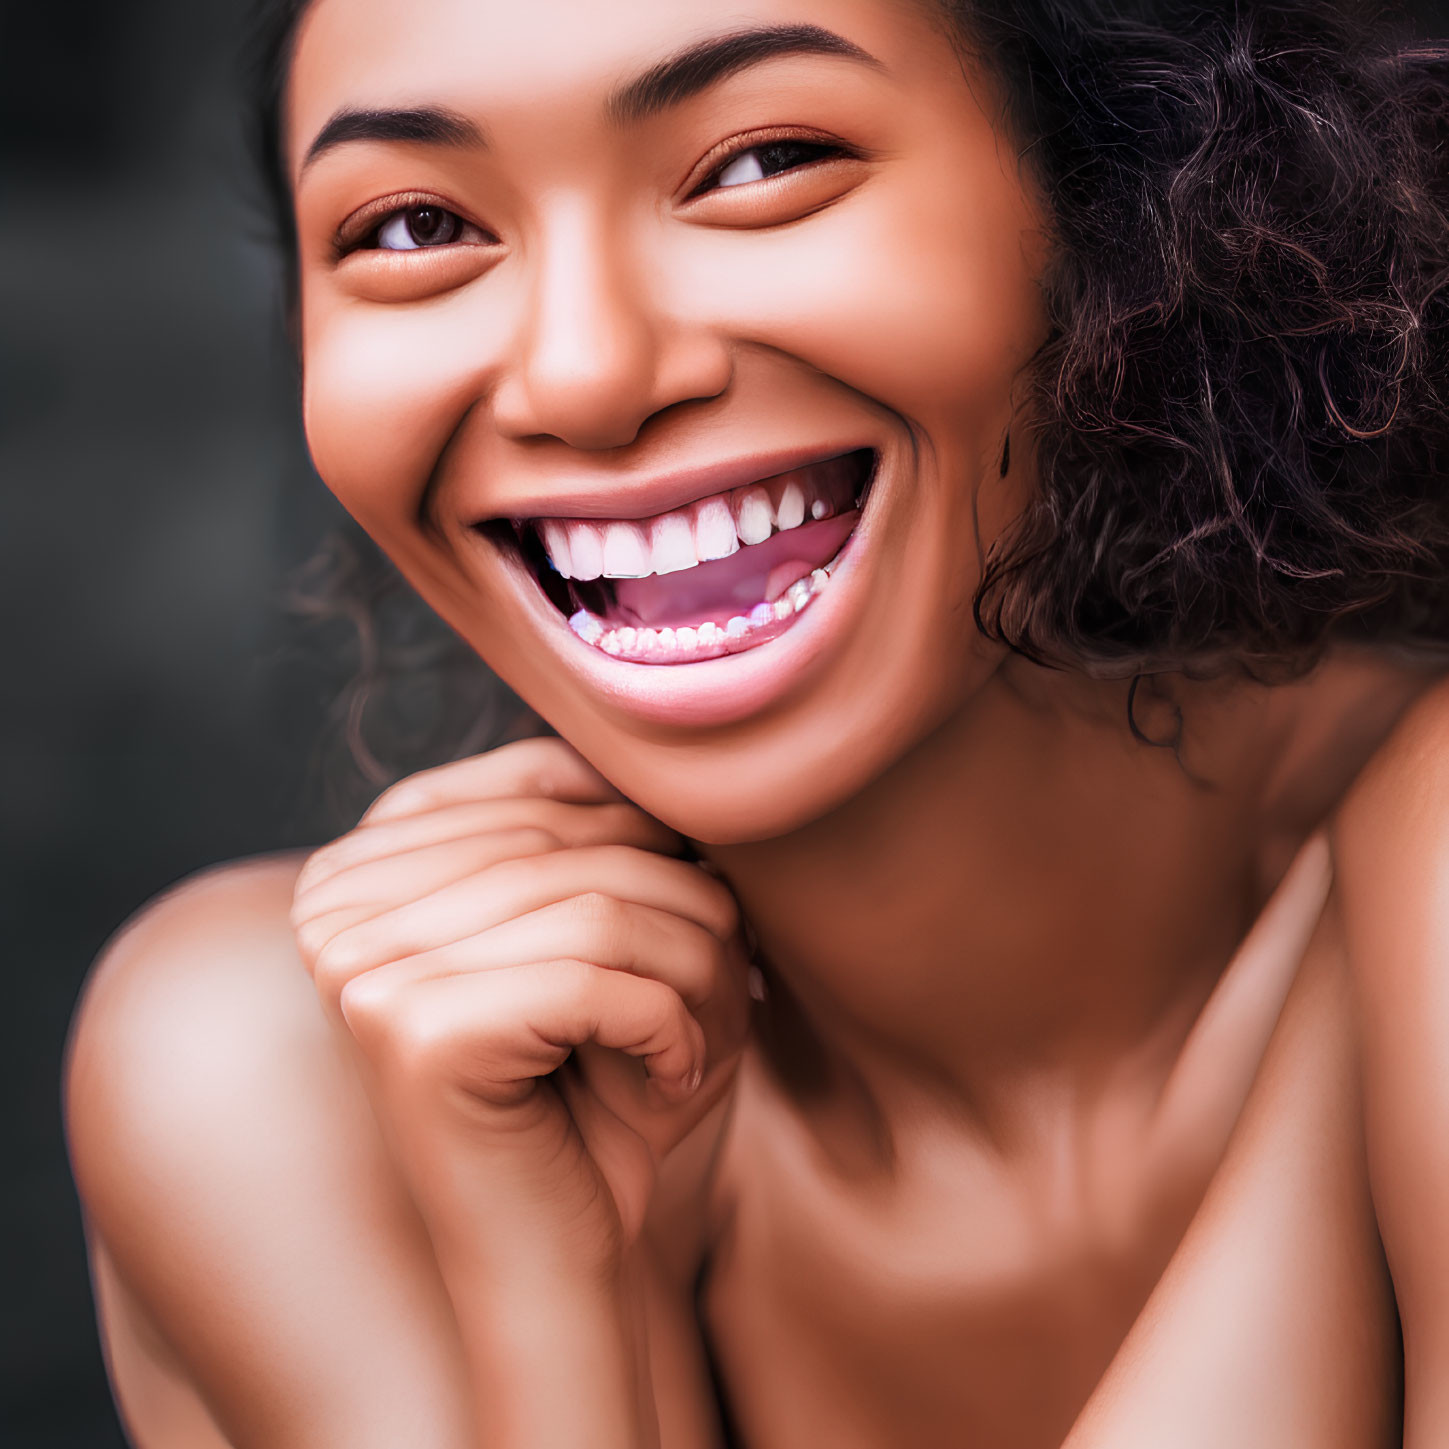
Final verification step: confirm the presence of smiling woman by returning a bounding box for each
[283,1,1051,828]
[62,1,1449,1447]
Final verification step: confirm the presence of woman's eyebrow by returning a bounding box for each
[300,23,882,173]
[605,23,885,125]
[302,106,483,174]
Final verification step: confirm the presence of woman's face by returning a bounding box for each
[288,0,1050,841]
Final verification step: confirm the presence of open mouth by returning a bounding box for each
[485,448,877,665]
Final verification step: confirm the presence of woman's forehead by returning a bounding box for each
[286,0,952,170]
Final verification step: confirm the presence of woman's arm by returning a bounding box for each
[1332,677,1449,1449]
[286,740,748,1445]
[67,857,483,1448]
[1063,678,1449,1448]
[1060,891,1400,1449]
[67,745,744,1448]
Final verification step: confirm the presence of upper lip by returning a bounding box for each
[472,443,876,528]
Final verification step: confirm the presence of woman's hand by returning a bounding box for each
[290,737,751,1280]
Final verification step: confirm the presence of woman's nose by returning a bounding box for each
[490,207,731,451]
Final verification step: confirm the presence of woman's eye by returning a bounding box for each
[374,205,467,251]
[702,140,844,194]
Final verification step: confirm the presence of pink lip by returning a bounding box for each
[472,442,877,526]
[472,445,888,729]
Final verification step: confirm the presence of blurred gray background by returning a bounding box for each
[2,2,362,1443]
[2,1,1447,1445]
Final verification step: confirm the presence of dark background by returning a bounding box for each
[2,2,354,1443]
[4,2,1449,1445]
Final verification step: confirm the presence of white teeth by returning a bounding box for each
[535,454,864,582]
[600,521,651,577]
[540,520,574,577]
[734,487,774,545]
[693,497,739,561]
[567,561,833,661]
[568,609,603,643]
[649,512,697,575]
[775,479,806,531]
[567,523,604,581]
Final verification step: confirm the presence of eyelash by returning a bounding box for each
[685,132,854,198]
[338,131,856,256]
[335,194,492,257]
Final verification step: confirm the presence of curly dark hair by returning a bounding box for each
[949,0,1449,677]
[246,0,1449,786]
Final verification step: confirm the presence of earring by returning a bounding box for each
[999,429,1011,477]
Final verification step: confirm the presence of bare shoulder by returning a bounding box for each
[1332,670,1449,843]
[67,852,342,1240]
[66,854,477,1449]
[1327,670,1449,966]
[67,852,327,1230]
[1326,673,1449,1439]
[70,852,317,1102]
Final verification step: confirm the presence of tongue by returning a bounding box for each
[610,510,857,629]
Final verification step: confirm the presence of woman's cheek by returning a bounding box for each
[300,294,496,531]
[672,190,1045,437]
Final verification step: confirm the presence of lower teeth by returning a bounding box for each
[568,555,840,662]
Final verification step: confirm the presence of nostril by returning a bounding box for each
[490,280,729,450]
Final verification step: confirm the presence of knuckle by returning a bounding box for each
[570,890,627,939]
[666,859,740,932]
[312,932,370,999]
[701,880,742,938]
[336,971,396,1039]
[511,824,564,856]
[548,955,599,1002]
[384,1008,455,1083]
[338,977,449,1081]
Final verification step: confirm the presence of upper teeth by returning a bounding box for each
[534,462,853,581]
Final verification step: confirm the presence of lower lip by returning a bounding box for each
[484,456,884,729]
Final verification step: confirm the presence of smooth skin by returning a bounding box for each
[64,0,1449,1445]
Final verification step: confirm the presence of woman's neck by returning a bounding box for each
[697,648,1433,1140]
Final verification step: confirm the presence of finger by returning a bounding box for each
[361,738,625,825]
[312,847,742,983]
[292,827,561,971]
[294,800,681,909]
[339,958,706,1104]
[316,896,733,1019]
[296,811,560,900]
